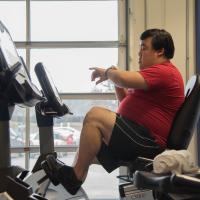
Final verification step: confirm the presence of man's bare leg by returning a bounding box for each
[72,106,116,181]
[72,150,100,181]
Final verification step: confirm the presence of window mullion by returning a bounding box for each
[60,93,116,100]
[25,0,31,170]
[118,0,127,70]
[15,41,125,48]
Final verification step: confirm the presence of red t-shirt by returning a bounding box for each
[117,61,184,147]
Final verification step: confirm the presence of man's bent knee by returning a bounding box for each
[83,106,108,125]
[83,106,116,144]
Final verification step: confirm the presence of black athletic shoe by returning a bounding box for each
[41,155,64,186]
[58,164,83,195]
[41,155,82,195]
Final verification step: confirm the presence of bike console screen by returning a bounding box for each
[35,62,70,116]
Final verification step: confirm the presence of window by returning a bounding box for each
[0,1,26,41]
[31,1,118,41]
[30,48,118,93]
[2,0,127,199]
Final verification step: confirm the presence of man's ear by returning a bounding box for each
[157,48,165,57]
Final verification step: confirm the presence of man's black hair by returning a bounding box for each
[140,29,175,59]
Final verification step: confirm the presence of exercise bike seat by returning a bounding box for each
[134,171,171,191]
[134,170,200,194]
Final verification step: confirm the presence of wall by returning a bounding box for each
[128,0,197,162]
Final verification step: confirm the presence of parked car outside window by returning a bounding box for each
[30,126,80,146]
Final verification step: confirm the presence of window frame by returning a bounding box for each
[8,0,128,171]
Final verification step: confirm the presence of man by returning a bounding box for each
[41,29,184,195]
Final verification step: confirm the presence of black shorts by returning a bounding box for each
[96,114,164,173]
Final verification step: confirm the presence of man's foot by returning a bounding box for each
[41,155,82,195]
[41,155,64,186]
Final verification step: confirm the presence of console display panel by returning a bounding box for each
[0,21,30,83]
[0,21,43,106]
[0,22,20,70]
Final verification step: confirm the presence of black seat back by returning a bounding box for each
[167,74,200,149]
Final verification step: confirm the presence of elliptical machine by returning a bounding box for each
[0,21,89,199]
[0,21,47,200]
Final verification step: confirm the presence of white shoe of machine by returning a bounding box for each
[22,169,89,200]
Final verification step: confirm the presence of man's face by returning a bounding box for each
[138,37,161,70]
